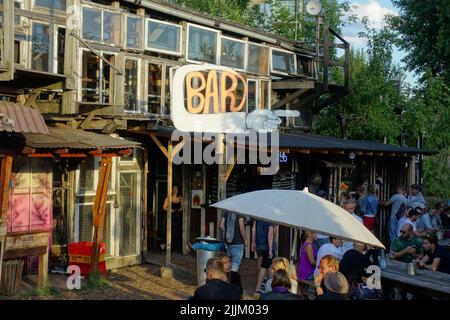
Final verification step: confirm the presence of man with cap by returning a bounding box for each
[315,272,350,300]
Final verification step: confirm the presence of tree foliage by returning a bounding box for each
[388,0,450,82]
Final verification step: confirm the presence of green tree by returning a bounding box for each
[388,0,450,82]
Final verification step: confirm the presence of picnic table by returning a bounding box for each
[381,260,450,299]
[440,238,450,250]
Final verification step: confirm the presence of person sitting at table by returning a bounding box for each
[315,272,350,300]
[390,223,424,263]
[397,209,426,238]
[418,235,450,274]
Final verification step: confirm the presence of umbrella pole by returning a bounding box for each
[289,228,298,278]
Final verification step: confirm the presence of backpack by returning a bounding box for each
[395,203,405,220]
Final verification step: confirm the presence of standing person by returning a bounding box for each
[220,211,247,273]
[418,235,450,274]
[355,185,367,215]
[298,231,318,281]
[192,257,241,300]
[162,185,183,253]
[251,219,275,295]
[341,199,363,254]
[379,185,408,242]
[397,209,425,238]
[407,184,426,210]
[361,186,379,233]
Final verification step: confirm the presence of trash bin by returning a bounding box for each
[0,259,24,296]
[192,237,223,286]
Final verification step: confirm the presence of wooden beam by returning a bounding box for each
[165,141,173,267]
[271,80,315,90]
[89,149,103,155]
[38,251,49,288]
[150,134,168,158]
[270,89,309,110]
[364,152,373,156]
[91,157,112,273]
[15,8,66,25]
[78,109,98,129]
[171,140,186,160]
[27,153,54,158]
[374,152,384,157]
[118,148,133,157]
[0,156,13,221]
[323,24,330,91]
[224,160,236,183]
[312,149,329,154]
[356,151,363,156]
[2,0,14,81]
[332,150,345,155]
[59,153,88,158]
[22,146,36,154]
[54,149,69,154]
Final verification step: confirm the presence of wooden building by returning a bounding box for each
[0,0,428,277]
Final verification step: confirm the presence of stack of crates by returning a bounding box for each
[68,242,106,276]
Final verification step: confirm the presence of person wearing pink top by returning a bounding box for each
[298,231,318,280]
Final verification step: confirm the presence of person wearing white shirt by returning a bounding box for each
[313,237,343,278]
[397,209,422,237]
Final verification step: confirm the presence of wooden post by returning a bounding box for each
[165,141,173,267]
[217,133,226,241]
[200,164,206,237]
[142,148,148,255]
[323,23,329,91]
[182,165,191,255]
[0,155,13,286]
[38,251,49,288]
[90,157,113,273]
[1,0,15,80]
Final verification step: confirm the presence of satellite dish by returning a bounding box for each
[306,0,322,16]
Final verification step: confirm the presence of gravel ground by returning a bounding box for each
[2,255,262,300]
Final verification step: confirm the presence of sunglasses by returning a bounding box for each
[400,230,407,234]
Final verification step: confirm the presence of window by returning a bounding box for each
[82,7,101,42]
[271,48,296,74]
[35,0,66,11]
[103,11,121,46]
[124,59,139,112]
[78,202,112,256]
[187,24,218,64]
[126,16,143,49]
[82,7,121,46]
[119,172,139,256]
[260,80,270,109]
[146,19,181,54]
[247,80,258,113]
[81,50,114,103]
[220,37,245,70]
[147,63,162,114]
[31,22,50,72]
[247,43,269,75]
[56,27,65,74]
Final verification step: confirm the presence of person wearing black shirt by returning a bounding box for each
[260,270,301,300]
[340,242,372,285]
[192,257,241,300]
[418,235,450,274]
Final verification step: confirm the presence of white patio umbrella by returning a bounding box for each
[212,189,385,249]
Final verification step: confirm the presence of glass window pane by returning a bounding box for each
[32,23,50,72]
[220,38,245,70]
[147,20,180,53]
[103,12,121,46]
[126,16,143,49]
[78,203,112,257]
[119,172,138,256]
[78,158,95,192]
[272,49,295,74]
[188,25,217,64]
[81,51,100,102]
[247,44,269,75]
[101,54,113,103]
[35,0,66,11]
[125,59,139,112]
[57,27,65,74]
[82,8,101,42]
[147,63,162,114]
[260,80,270,109]
[247,80,257,113]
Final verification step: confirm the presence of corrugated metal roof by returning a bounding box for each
[0,102,49,134]
[141,126,429,155]
[22,127,139,149]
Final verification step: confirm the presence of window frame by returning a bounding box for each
[185,23,221,65]
[30,20,51,72]
[246,78,259,113]
[124,14,144,50]
[145,18,182,56]
[246,42,269,76]
[259,78,271,110]
[219,35,247,72]
[270,47,297,76]
[32,0,67,13]
[81,5,122,47]
[75,156,117,197]
[77,48,118,104]
[123,57,142,114]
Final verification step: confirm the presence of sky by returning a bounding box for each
[339,0,418,86]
